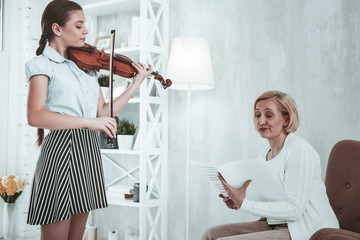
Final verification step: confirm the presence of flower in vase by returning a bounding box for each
[0,175,28,203]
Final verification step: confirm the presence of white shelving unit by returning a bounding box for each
[82,0,140,15]
[82,0,169,239]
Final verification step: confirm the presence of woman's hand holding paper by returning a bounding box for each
[218,172,251,210]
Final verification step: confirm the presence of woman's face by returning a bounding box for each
[59,10,88,48]
[255,99,288,140]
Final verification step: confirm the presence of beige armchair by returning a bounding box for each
[310,140,360,240]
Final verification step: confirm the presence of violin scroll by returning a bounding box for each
[151,71,172,89]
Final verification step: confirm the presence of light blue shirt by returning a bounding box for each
[25,45,99,118]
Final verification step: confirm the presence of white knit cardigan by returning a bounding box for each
[241,134,339,240]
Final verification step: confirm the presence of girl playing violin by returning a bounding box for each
[26,0,152,239]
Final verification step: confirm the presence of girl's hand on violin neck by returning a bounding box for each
[132,62,153,87]
[85,117,117,138]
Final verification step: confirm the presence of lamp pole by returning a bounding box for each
[185,87,191,240]
[166,37,214,240]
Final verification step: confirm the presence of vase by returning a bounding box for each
[83,225,97,240]
[3,203,15,240]
[117,135,134,150]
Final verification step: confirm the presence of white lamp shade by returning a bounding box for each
[167,37,215,90]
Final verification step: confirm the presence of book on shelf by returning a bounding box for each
[124,193,134,199]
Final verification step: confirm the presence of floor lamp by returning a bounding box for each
[167,37,214,240]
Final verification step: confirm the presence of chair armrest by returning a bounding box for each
[310,228,360,240]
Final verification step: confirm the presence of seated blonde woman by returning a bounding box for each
[202,91,339,240]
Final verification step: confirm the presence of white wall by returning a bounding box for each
[0,0,46,238]
[5,0,360,239]
[167,0,360,239]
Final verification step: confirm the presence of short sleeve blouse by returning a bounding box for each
[25,45,99,118]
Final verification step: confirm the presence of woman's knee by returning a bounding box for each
[202,226,222,240]
[201,221,269,240]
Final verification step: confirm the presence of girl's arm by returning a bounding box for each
[97,62,153,117]
[27,75,117,138]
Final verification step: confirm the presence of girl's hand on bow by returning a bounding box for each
[86,117,117,138]
[218,172,252,210]
[132,62,153,87]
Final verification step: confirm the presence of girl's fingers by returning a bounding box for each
[106,128,113,138]
[109,123,116,137]
[147,64,153,73]
[133,62,153,73]
[139,62,146,69]
[132,62,154,79]
[104,128,112,138]
[132,62,142,72]
[105,122,116,138]
[110,118,117,129]
[133,62,146,71]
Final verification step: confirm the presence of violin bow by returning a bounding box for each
[107,29,116,146]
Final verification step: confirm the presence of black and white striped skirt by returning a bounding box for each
[27,128,108,225]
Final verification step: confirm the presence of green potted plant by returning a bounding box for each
[117,119,136,150]
[98,73,109,87]
[98,74,110,99]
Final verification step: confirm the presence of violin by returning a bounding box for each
[66,43,172,89]
[67,30,171,148]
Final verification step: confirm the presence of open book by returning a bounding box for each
[192,159,288,201]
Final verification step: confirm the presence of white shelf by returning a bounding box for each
[107,198,140,207]
[83,0,140,16]
[105,98,162,104]
[104,47,140,55]
[101,148,162,155]
[101,149,140,155]
[107,198,163,208]
[108,46,162,55]
[114,47,140,54]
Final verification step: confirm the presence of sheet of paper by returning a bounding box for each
[192,159,288,201]
[191,161,227,196]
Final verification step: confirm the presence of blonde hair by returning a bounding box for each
[254,91,299,134]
